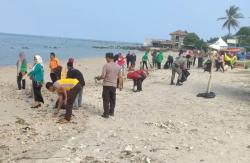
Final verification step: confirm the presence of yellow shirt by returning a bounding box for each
[53,78,79,91]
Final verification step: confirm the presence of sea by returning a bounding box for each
[0,33,141,66]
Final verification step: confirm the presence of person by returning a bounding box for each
[28,55,44,108]
[49,52,61,82]
[130,52,137,68]
[126,51,131,68]
[16,52,27,90]
[46,78,82,122]
[142,51,149,70]
[67,58,85,108]
[156,51,164,69]
[96,53,122,119]
[186,50,193,70]
[193,50,198,66]
[167,53,174,68]
[216,52,225,72]
[151,50,157,68]
[127,69,148,92]
[171,50,187,86]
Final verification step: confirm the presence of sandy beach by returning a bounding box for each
[0,54,250,163]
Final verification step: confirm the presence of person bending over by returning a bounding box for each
[46,78,82,123]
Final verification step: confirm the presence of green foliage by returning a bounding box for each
[207,37,219,43]
[236,26,250,47]
[183,33,206,49]
[217,5,244,35]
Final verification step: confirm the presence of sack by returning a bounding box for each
[203,60,211,72]
[180,70,190,83]
[164,62,170,69]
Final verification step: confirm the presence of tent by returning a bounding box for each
[209,38,228,50]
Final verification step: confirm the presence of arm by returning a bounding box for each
[96,65,106,80]
[54,95,63,115]
[57,86,67,105]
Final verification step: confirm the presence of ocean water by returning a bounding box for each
[0,33,141,66]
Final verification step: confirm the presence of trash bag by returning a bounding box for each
[164,62,170,69]
[197,92,216,98]
[203,60,211,72]
[180,69,190,83]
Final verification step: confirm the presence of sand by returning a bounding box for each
[0,54,250,163]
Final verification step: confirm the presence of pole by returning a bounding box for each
[206,53,214,93]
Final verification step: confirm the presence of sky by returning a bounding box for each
[0,0,249,43]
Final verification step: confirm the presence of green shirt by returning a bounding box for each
[156,52,164,63]
[142,52,148,61]
[28,63,44,83]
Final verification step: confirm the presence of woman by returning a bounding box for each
[16,52,27,90]
[28,55,44,108]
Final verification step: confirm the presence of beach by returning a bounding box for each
[0,54,250,163]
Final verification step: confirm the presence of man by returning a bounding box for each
[49,52,61,82]
[126,51,131,68]
[142,51,149,70]
[151,50,157,68]
[67,58,85,108]
[130,52,137,68]
[96,53,122,119]
[46,78,82,122]
[171,50,187,86]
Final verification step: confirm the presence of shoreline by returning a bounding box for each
[1,53,250,162]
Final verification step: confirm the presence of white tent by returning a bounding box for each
[209,37,228,50]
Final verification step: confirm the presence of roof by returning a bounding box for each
[170,30,188,36]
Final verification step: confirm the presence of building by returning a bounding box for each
[144,30,188,49]
[144,39,173,49]
[170,30,188,49]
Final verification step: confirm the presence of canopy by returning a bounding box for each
[209,38,228,50]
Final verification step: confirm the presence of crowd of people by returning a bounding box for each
[16,48,238,122]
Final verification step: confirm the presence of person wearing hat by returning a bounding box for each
[96,53,122,118]
[66,58,85,108]
[170,50,187,86]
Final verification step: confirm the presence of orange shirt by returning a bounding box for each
[49,58,59,71]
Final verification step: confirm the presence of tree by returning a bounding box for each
[236,26,250,47]
[183,33,200,47]
[183,33,206,50]
[217,5,244,35]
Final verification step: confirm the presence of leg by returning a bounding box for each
[145,62,148,69]
[133,80,137,91]
[78,87,83,107]
[177,68,183,82]
[65,84,81,121]
[102,86,110,117]
[171,66,176,83]
[22,79,26,89]
[17,73,22,90]
[33,81,44,104]
[73,93,79,108]
[109,87,116,116]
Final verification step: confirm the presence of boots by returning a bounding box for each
[176,80,183,86]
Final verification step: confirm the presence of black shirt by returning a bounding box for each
[67,68,85,87]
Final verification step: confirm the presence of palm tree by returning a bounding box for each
[217,5,244,35]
